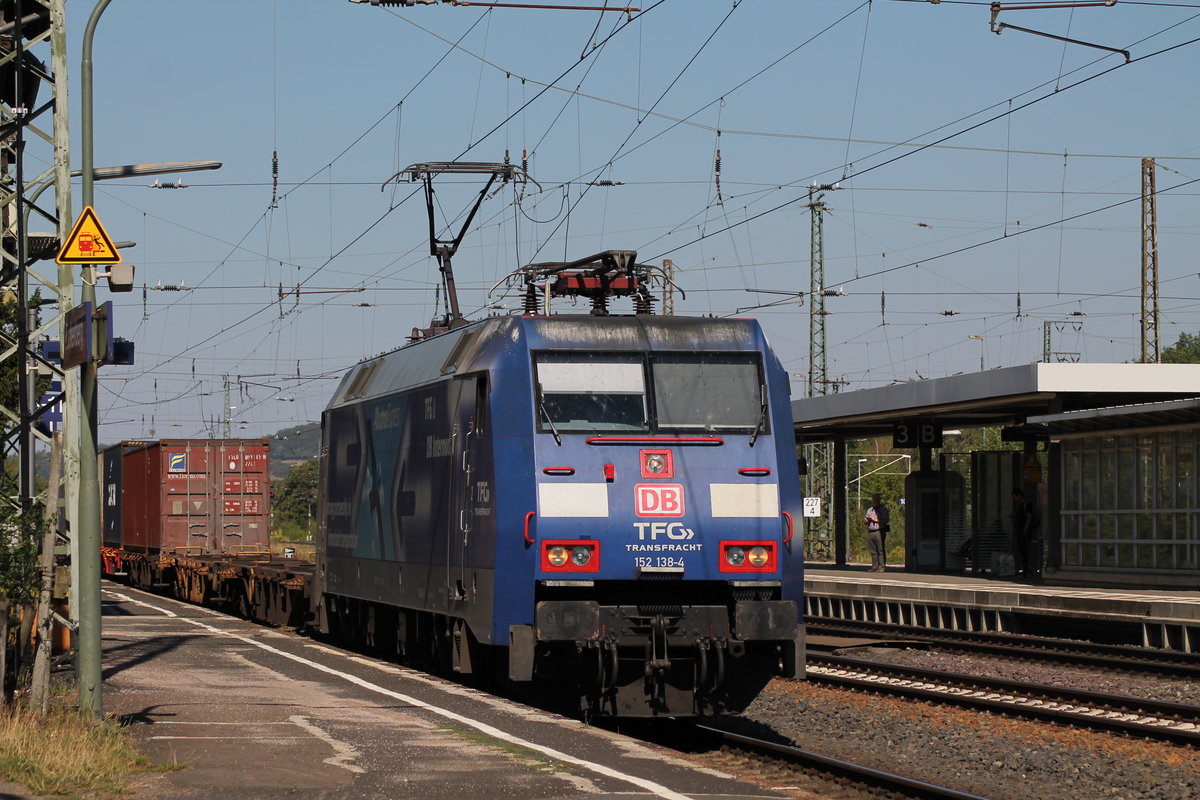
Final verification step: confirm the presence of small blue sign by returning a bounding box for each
[168,453,187,473]
[39,341,61,363]
[35,380,63,436]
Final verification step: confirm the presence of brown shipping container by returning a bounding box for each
[114,439,272,554]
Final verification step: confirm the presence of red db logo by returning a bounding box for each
[635,484,685,517]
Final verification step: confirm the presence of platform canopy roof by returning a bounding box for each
[1026,397,1200,436]
[791,363,1200,443]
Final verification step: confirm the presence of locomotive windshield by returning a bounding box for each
[535,355,648,432]
[652,352,764,432]
[534,351,766,435]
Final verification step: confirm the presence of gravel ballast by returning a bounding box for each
[732,665,1200,800]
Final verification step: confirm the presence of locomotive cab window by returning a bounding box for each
[535,354,648,432]
[652,352,765,433]
[533,351,766,435]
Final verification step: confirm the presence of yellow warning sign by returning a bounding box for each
[56,206,121,265]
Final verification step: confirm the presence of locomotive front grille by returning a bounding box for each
[636,570,683,581]
[732,586,778,602]
[636,605,684,617]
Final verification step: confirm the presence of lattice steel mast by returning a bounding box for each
[0,0,74,706]
[1141,157,1160,364]
[804,185,835,560]
[0,0,72,518]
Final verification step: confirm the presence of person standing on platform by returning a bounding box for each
[864,493,890,573]
[1012,487,1039,577]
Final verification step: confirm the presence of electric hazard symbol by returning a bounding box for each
[56,206,121,265]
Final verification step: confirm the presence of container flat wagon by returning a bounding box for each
[102,439,273,589]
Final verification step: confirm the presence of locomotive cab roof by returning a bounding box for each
[327,314,772,411]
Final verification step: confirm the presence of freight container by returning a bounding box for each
[107,439,272,554]
[101,441,150,548]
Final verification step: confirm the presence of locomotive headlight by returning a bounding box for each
[547,545,570,567]
[639,449,673,479]
[542,540,600,572]
[719,540,775,572]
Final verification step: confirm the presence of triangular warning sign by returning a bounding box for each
[56,206,121,265]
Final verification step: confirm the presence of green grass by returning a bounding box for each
[0,705,170,798]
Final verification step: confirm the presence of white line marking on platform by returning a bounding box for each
[289,714,366,774]
[142,721,297,726]
[103,590,177,617]
[149,735,308,741]
[337,653,559,722]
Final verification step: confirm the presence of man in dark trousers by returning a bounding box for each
[1012,487,1039,577]
[864,493,890,573]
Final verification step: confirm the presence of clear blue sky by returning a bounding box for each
[50,0,1200,443]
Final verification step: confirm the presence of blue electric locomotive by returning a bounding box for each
[317,250,804,717]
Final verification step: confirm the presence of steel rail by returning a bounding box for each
[807,653,1200,745]
[693,723,997,800]
[807,620,1200,678]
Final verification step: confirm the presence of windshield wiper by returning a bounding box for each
[748,386,767,448]
[537,393,563,446]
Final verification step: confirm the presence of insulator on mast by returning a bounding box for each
[271,150,279,208]
[714,135,723,203]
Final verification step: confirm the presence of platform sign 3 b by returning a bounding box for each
[893,419,942,449]
[56,206,121,265]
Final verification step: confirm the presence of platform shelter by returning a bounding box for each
[791,363,1200,589]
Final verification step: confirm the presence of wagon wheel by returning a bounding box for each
[235,582,253,620]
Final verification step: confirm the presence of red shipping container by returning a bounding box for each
[111,439,273,554]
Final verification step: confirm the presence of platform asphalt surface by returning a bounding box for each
[13,581,785,800]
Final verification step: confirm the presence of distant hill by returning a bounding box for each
[269,422,320,480]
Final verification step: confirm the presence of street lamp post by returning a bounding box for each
[76,0,221,716]
[849,453,912,511]
[968,334,985,372]
[856,458,866,514]
[75,0,116,718]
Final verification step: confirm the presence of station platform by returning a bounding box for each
[84,581,780,800]
[803,562,1200,653]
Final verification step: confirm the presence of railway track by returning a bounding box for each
[691,722,996,800]
[807,620,1200,678]
[807,652,1200,744]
